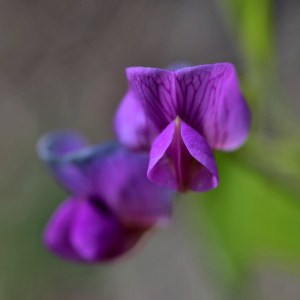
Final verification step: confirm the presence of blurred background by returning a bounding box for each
[1,0,300,299]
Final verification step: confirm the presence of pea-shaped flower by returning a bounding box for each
[37,131,173,263]
[115,63,251,192]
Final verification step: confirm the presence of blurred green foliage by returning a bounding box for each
[188,153,300,283]
[188,0,300,297]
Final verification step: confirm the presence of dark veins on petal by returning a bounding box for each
[175,70,229,147]
[134,73,177,131]
[133,68,233,148]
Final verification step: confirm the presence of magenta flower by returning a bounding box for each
[115,63,251,192]
[37,131,173,263]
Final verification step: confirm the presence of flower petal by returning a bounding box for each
[37,130,92,193]
[44,196,147,263]
[37,134,126,195]
[123,64,250,152]
[147,118,219,192]
[114,88,158,151]
[38,130,174,227]
[114,64,192,150]
[43,197,82,261]
[181,121,219,192]
[126,67,177,132]
[37,130,90,159]
[70,199,145,262]
[91,147,173,227]
[48,140,172,225]
[147,121,177,191]
[175,63,251,150]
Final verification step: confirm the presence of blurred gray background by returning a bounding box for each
[0,0,300,299]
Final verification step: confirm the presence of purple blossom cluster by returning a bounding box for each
[37,62,251,263]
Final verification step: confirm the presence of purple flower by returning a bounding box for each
[37,130,173,263]
[114,63,251,192]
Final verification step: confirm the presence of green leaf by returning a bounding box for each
[187,153,300,284]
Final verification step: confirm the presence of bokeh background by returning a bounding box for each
[1,0,300,299]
